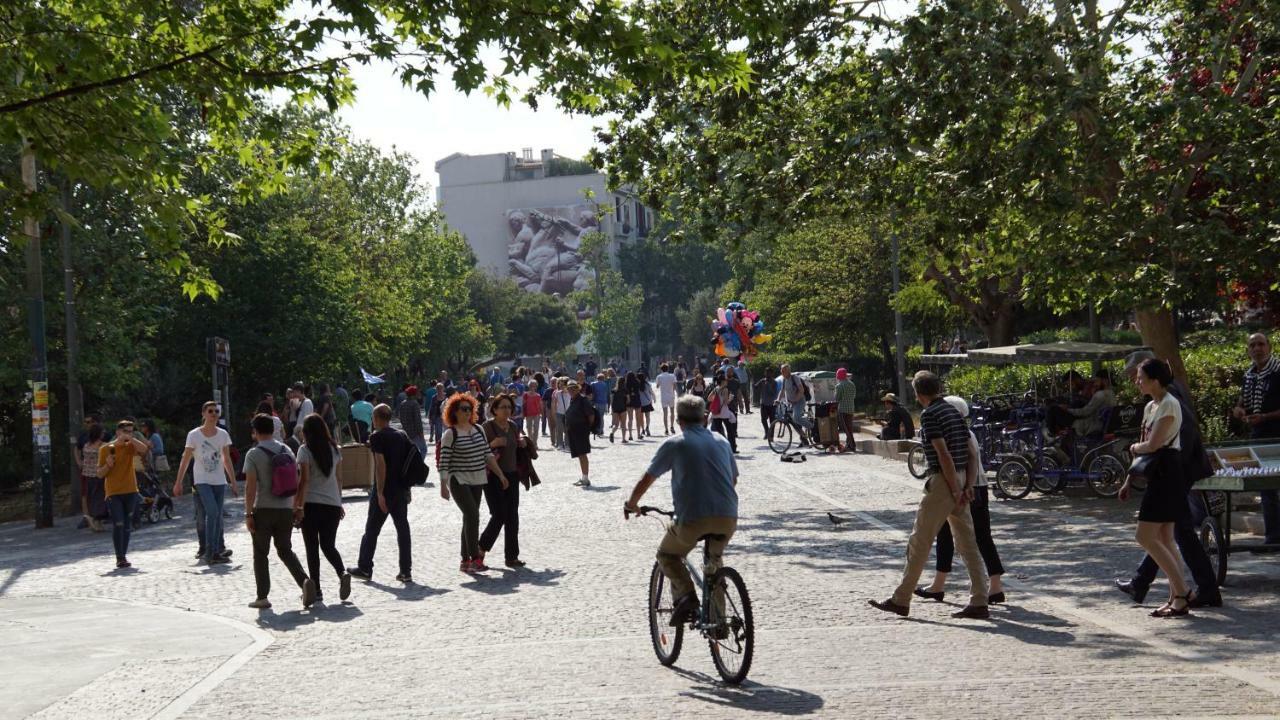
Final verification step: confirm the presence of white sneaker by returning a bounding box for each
[572,478,585,486]
[580,477,591,487]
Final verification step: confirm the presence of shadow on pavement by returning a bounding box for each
[255,602,366,631]
[365,579,452,601]
[460,568,566,596]
[670,667,824,715]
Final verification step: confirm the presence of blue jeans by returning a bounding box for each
[108,493,139,560]
[195,484,227,561]
[430,417,443,444]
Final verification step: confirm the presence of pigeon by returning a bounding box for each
[827,512,850,526]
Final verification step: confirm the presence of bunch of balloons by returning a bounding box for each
[710,301,772,360]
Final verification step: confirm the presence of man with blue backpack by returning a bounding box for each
[243,413,315,610]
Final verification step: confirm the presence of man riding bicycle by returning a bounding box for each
[625,394,739,627]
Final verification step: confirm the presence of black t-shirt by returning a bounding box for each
[884,405,915,440]
[369,427,411,489]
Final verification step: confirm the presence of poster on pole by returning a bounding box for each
[32,381,50,447]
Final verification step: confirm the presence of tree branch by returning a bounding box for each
[1002,0,1073,78]
[1099,0,1137,50]
[0,41,230,114]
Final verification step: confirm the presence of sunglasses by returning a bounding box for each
[204,408,220,415]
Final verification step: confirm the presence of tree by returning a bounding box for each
[678,286,726,357]
[749,217,893,359]
[619,232,731,357]
[578,270,644,360]
[1,0,756,286]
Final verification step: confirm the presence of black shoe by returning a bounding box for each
[216,548,233,559]
[988,591,1006,604]
[952,605,990,619]
[868,598,909,617]
[505,559,527,568]
[1115,578,1148,603]
[339,572,352,601]
[395,572,413,583]
[347,567,372,581]
[670,592,699,627]
[194,549,206,560]
[207,555,230,566]
[913,586,945,602]
[1187,590,1223,608]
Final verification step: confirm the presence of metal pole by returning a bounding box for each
[60,179,83,515]
[22,140,54,528]
[890,222,909,406]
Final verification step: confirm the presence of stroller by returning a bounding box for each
[133,469,175,524]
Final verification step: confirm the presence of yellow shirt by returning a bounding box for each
[98,441,139,498]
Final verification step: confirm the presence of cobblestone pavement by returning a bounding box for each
[3,419,1279,719]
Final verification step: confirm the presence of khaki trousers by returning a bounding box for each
[891,473,989,607]
[656,516,737,600]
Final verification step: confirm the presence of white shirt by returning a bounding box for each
[186,426,232,486]
[271,416,285,443]
[655,372,678,405]
[298,397,315,420]
[1142,392,1183,451]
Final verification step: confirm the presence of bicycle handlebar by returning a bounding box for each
[625,504,674,519]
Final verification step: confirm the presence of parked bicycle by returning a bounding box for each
[767,401,810,454]
[626,505,754,685]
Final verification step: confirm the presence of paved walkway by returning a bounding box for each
[2,420,1279,719]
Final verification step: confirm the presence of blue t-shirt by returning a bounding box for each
[645,425,739,524]
[351,400,374,425]
[149,432,165,456]
[591,380,609,405]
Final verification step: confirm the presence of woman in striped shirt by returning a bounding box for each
[439,393,511,573]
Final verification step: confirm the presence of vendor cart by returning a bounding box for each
[1193,443,1280,584]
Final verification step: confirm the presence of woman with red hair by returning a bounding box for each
[438,392,511,573]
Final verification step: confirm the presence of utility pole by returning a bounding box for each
[22,139,54,528]
[61,179,84,514]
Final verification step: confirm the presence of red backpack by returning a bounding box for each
[260,445,299,497]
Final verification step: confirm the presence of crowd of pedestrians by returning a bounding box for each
[76,338,1278,620]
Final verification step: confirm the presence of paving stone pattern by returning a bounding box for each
[2,420,1279,719]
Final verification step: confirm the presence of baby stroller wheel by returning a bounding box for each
[163,504,174,520]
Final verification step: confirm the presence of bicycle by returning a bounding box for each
[626,505,755,685]
[767,402,810,454]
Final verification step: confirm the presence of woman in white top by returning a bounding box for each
[916,396,1007,604]
[552,377,572,450]
[709,371,738,453]
[438,393,510,573]
[1120,358,1191,618]
[296,415,350,603]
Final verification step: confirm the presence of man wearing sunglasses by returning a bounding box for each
[174,401,238,565]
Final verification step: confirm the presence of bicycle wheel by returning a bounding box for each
[906,444,928,479]
[1086,453,1127,498]
[707,566,754,685]
[1199,516,1228,587]
[994,457,1032,499]
[648,562,683,666]
[768,420,793,454]
[1031,455,1062,494]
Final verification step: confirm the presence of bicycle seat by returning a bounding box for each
[699,533,728,542]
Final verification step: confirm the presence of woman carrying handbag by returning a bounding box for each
[1119,358,1193,618]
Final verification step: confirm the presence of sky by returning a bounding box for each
[337,60,601,195]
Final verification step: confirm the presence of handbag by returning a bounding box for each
[1128,437,1174,482]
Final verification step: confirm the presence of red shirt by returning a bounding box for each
[523,391,543,417]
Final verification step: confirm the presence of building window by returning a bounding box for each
[635,200,648,238]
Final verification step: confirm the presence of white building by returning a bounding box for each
[435,147,653,360]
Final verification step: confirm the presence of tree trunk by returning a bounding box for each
[977,305,1017,347]
[1135,308,1185,383]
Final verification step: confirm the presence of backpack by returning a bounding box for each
[401,436,429,487]
[260,445,299,497]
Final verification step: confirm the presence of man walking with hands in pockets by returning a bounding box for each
[869,371,989,619]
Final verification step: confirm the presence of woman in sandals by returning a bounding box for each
[438,393,512,573]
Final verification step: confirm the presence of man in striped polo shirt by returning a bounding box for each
[870,371,989,619]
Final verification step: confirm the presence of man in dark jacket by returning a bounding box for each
[1116,351,1222,607]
